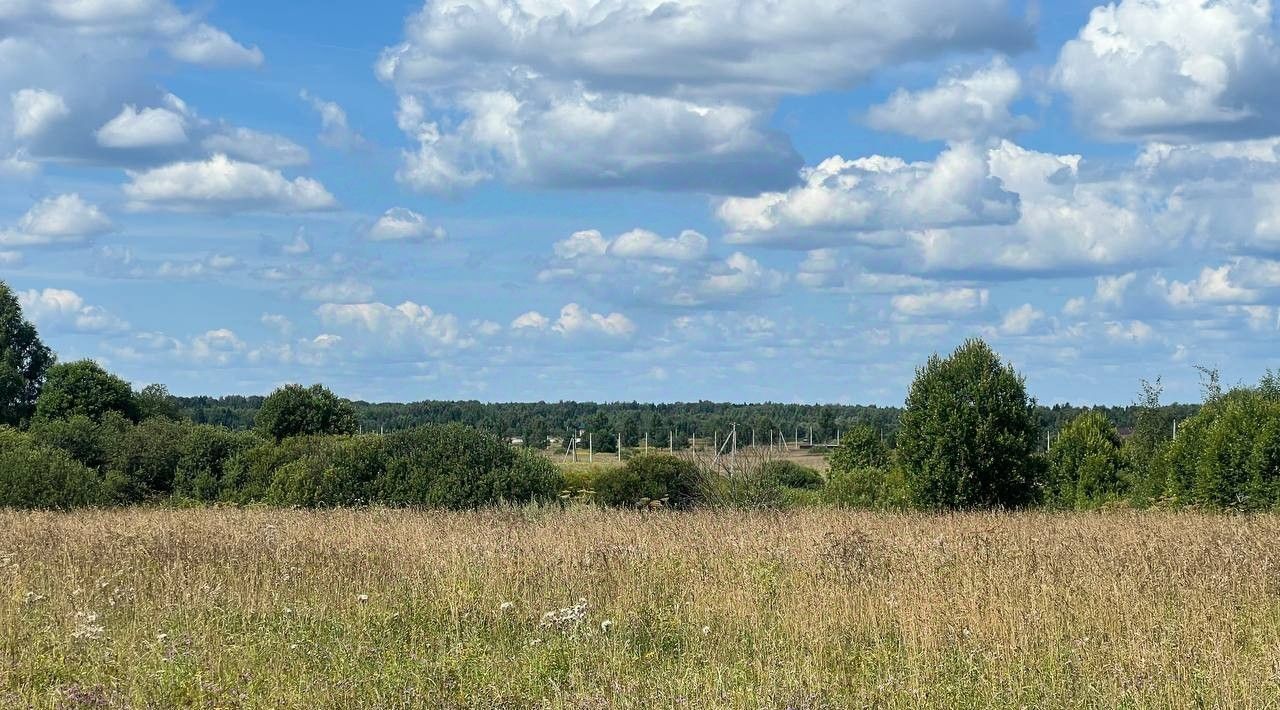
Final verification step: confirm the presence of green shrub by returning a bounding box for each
[593,453,701,508]
[102,417,191,503]
[0,427,103,508]
[897,339,1040,509]
[824,466,909,509]
[760,459,824,490]
[1045,411,1127,509]
[29,413,120,470]
[375,424,561,508]
[829,424,890,473]
[174,425,262,502]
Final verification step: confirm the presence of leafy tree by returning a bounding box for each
[34,360,139,423]
[824,465,910,509]
[829,423,890,474]
[1046,411,1126,509]
[137,383,182,421]
[254,384,358,441]
[1125,377,1174,504]
[0,281,55,428]
[897,339,1040,509]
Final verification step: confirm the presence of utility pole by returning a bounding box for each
[589,433,594,463]
[714,431,719,459]
[669,431,673,453]
[617,433,622,462]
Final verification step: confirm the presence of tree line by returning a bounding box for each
[2,278,1269,511]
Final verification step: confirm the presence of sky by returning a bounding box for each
[1,0,1278,406]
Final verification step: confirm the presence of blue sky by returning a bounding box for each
[2,0,1279,406]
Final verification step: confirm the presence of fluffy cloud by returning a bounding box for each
[122,154,337,212]
[540,228,782,307]
[316,300,467,351]
[200,127,309,167]
[379,0,1030,194]
[367,208,445,242]
[866,57,1032,141]
[720,143,1019,245]
[891,287,989,318]
[393,90,800,195]
[0,193,112,247]
[10,88,69,139]
[17,287,129,333]
[168,24,263,68]
[1053,0,1280,141]
[301,91,365,150]
[303,279,375,304]
[95,104,188,148]
[513,303,636,339]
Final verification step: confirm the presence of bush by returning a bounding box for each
[824,466,909,509]
[29,413,121,470]
[254,384,358,442]
[0,427,103,508]
[760,459,824,490]
[1045,411,1127,509]
[102,417,191,503]
[593,453,701,508]
[174,425,262,502]
[34,360,139,423]
[829,424,890,473]
[375,424,561,508]
[897,339,1040,509]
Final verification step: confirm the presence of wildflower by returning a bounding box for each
[70,611,105,641]
[600,619,613,633]
[701,626,711,636]
[499,601,515,611]
[357,594,369,603]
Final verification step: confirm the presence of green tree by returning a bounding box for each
[1046,411,1126,509]
[254,384,358,441]
[829,423,890,474]
[897,339,1040,509]
[34,360,139,423]
[137,383,182,421]
[0,281,55,428]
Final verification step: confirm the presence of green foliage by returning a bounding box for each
[0,282,55,429]
[29,413,121,471]
[255,384,358,441]
[593,453,701,508]
[824,466,909,509]
[897,339,1040,509]
[1125,378,1174,505]
[373,424,561,508]
[137,383,182,421]
[760,459,824,490]
[173,425,261,502]
[829,424,890,473]
[34,360,139,423]
[0,426,102,508]
[101,417,190,503]
[1045,411,1127,509]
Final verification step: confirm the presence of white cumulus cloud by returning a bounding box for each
[123,154,337,213]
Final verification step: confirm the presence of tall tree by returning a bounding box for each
[0,281,55,428]
[254,384,358,441]
[34,360,140,423]
[897,339,1041,509]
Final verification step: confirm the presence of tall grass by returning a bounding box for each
[3,507,1279,708]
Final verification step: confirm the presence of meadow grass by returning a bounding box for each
[3,507,1279,708]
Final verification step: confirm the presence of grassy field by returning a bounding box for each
[3,508,1279,708]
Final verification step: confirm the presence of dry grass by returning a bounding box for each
[3,507,1279,708]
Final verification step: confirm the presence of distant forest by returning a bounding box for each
[175,397,1201,453]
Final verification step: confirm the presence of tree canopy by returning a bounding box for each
[0,282,54,428]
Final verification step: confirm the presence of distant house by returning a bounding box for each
[508,437,525,446]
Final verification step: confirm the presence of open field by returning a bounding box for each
[557,446,833,476]
[3,508,1280,708]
